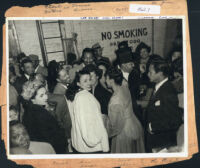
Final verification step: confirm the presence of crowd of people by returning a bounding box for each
[9,40,184,154]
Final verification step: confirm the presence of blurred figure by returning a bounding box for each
[28,54,48,77]
[9,65,19,107]
[14,58,35,94]
[170,48,182,62]
[67,52,77,66]
[92,43,110,63]
[81,48,96,66]
[66,69,109,153]
[47,60,59,93]
[53,68,71,95]
[171,57,184,108]
[10,121,32,154]
[105,67,145,153]
[96,58,111,90]
[9,106,19,122]
[10,121,56,154]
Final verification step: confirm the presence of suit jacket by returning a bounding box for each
[127,69,143,124]
[14,75,28,94]
[128,68,141,100]
[22,101,67,154]
[48,93,72,139]
[53,83,67,95]
[36,65,48,77]
[94,83,112,115]
[146,81,182,150]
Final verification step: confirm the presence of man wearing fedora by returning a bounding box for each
[92,43,110,63]
[28,54,48,77]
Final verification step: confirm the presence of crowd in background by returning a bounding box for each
[9,38,184,154]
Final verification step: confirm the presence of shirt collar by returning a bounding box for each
[35,65,39,73]
[24,74,30,80]
[60,83,68,89]
[155,77,168,92]
[118,65,129,81]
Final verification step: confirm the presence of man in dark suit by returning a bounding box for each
[116,49,142,123]
[145,57,182,152]
[14,58,35,94]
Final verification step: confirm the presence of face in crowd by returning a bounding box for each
[94,48,103,58]
[32,87,48,106]
[98,65,107,87]
[82,52,94,65]
[35,73,46,85]
[121,62,135,73]
[140,48,149,59]
[105,75,114,90]
[9,108,19,122]
[10,123,30,149]
[171,51,181,62]
[23,62,34,76]
[89,71,99,87]
[148,64,161,83]
[77,74,91,91]
[58,69,71,85]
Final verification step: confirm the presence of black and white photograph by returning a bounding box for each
[7,17,186,157]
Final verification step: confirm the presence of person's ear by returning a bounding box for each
[77,82,81,87]
[21,67,25,72]
[31,98,36,104]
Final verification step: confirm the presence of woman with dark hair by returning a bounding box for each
[65,69,109,153]
[105,67,145,153]
[21,79,67,154]
[47,60,59,93]
[96,58,111,90]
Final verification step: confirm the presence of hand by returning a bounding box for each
[147,123,154,135]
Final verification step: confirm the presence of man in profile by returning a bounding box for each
[146,57,182,152]
[28,54,48,77]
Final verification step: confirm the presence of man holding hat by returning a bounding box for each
[28,54,48,77]
[92,43,110,63]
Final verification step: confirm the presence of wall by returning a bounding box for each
[64,19,153,61]
[13,20,43,65]
[153,19,167,57]
[11,19,181,65]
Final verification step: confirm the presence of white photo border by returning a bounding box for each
[6,16,188,159]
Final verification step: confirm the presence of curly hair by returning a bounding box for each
[21,79,45,101]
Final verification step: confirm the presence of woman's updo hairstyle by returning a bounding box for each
[105,66,123,86]
[21,79,45,101]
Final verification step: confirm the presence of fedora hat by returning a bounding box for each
[92,43,103,50]
[116,49,133,64]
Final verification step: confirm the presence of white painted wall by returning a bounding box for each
[14,20,43,64]
[64,19,153,61]
[11,19,181,65]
